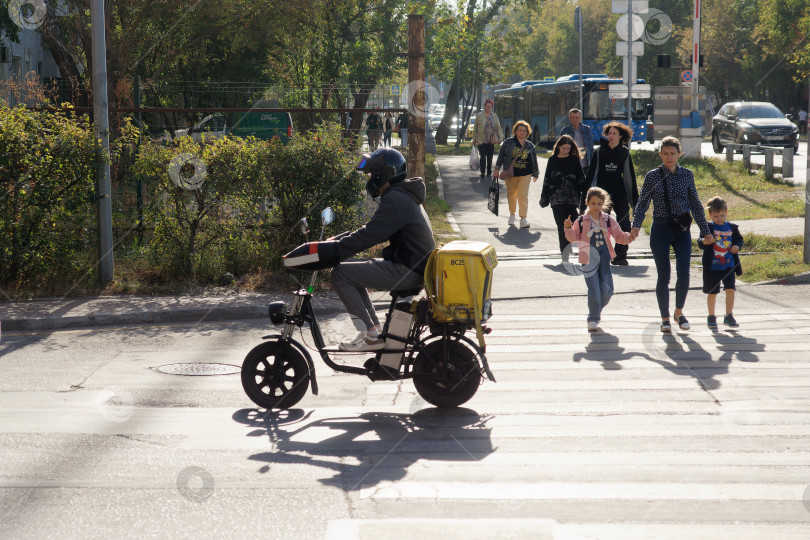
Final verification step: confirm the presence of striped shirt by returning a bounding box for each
[632,165,710,236]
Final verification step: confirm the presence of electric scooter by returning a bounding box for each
[240,207,495,410]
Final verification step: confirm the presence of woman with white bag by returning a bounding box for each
[472,99,504,179]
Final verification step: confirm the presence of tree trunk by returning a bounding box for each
[41,13,88,107]
[434,80,461,145]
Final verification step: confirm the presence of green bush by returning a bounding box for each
[135,122,365,281]
[0,105,99,288]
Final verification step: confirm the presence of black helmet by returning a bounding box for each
[357,148,407,198]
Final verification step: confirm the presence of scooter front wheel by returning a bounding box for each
[412,339,481,408]
[241,340,310,409]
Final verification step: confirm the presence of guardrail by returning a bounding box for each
[725,143,794,179]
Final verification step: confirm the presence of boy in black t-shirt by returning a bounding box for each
[698,196,744,329]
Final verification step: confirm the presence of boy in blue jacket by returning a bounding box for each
[698,196,743,329]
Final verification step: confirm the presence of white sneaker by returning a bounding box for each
[339,332,385,351]
[520,218,530,228]
[508,214,516,226]
[588,321,598,332]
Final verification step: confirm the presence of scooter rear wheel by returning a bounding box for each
[413,339,481,408]
[241,340,309,409]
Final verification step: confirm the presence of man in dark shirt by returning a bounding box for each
[327,148,435,351]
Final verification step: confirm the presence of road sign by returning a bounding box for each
[616,14,644,41]
[390,84,401,95]
[609,83,652,99]
[612,0,648,14]
[616,41,645,56]
[622,57,638,85]
[682,70,693,83]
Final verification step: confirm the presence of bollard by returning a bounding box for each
[782,146,794,178]
[764,148,773,180]
[726,144,734,162]
[743,145,752,169]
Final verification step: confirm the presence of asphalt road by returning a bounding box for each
[2,283,810,538]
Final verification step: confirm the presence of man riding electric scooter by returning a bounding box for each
[327,148,435,351]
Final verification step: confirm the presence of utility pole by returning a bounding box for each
[91,0,113,283]
[407,14,425,181]
[575,7,583,111]
[627,0,633,133]
[804,76,809,264]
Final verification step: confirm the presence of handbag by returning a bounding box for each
[499,163,514,181]
[469,144,480,170]
[660,168,693,232]
[487,177,500,216]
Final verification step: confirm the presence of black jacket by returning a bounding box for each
[698,222,744,276]
[540,154,587,209]
[586,140,638,205]
[336,178,435,273]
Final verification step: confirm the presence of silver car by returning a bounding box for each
[711,101,799,154]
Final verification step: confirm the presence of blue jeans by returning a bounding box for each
[584,242,614,322]
[649,219,692,318]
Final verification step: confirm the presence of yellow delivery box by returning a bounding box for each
[425,240,498,325]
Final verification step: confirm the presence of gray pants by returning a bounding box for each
[330,259,423,329]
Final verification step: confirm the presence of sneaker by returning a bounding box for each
[339,332,385,351]
[611,257,629,266]
[520,218,530,228]
[480,172,485,178]
[508,214,516,226]
[707,315,718,329]
[587,321,598,332]
[677,315,690,330]
[660,319,671,332]
[723,314,739,328]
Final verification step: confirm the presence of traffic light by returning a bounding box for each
[657,55,671,68]
[692,54,704,68]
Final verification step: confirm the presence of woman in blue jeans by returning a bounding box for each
[630,136,714,332]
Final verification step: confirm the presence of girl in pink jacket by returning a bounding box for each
[564,187,634,331]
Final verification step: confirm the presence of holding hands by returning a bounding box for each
[630,227,640,241]
[563,215,573,229]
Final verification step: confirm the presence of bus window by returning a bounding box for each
[550,91,569,137]
[495,94,512,128]
[530,88,549,143]
[586,89,612,118]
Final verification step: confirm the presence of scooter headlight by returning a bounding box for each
[268,301,288,325]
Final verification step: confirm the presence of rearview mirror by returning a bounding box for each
[321,207,335,225]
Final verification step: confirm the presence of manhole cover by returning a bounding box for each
[153,363,241,376]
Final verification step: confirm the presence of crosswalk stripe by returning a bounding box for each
[326,520,810,540]
[355,480,805,501]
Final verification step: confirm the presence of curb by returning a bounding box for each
[1,299,348,333]
[433,159,463,235]
[747,271,810,287]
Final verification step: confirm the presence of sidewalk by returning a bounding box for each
[0,291,346,333]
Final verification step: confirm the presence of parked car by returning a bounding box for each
[174,102,293,143]
[711,101,799,154]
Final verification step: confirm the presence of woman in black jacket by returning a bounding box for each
[494,121,540,228]
[585,121,638,265]
[540,135,587,253]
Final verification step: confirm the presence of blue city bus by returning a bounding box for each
[494,74,651,147]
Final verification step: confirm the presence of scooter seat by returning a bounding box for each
[390,287,422,299]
